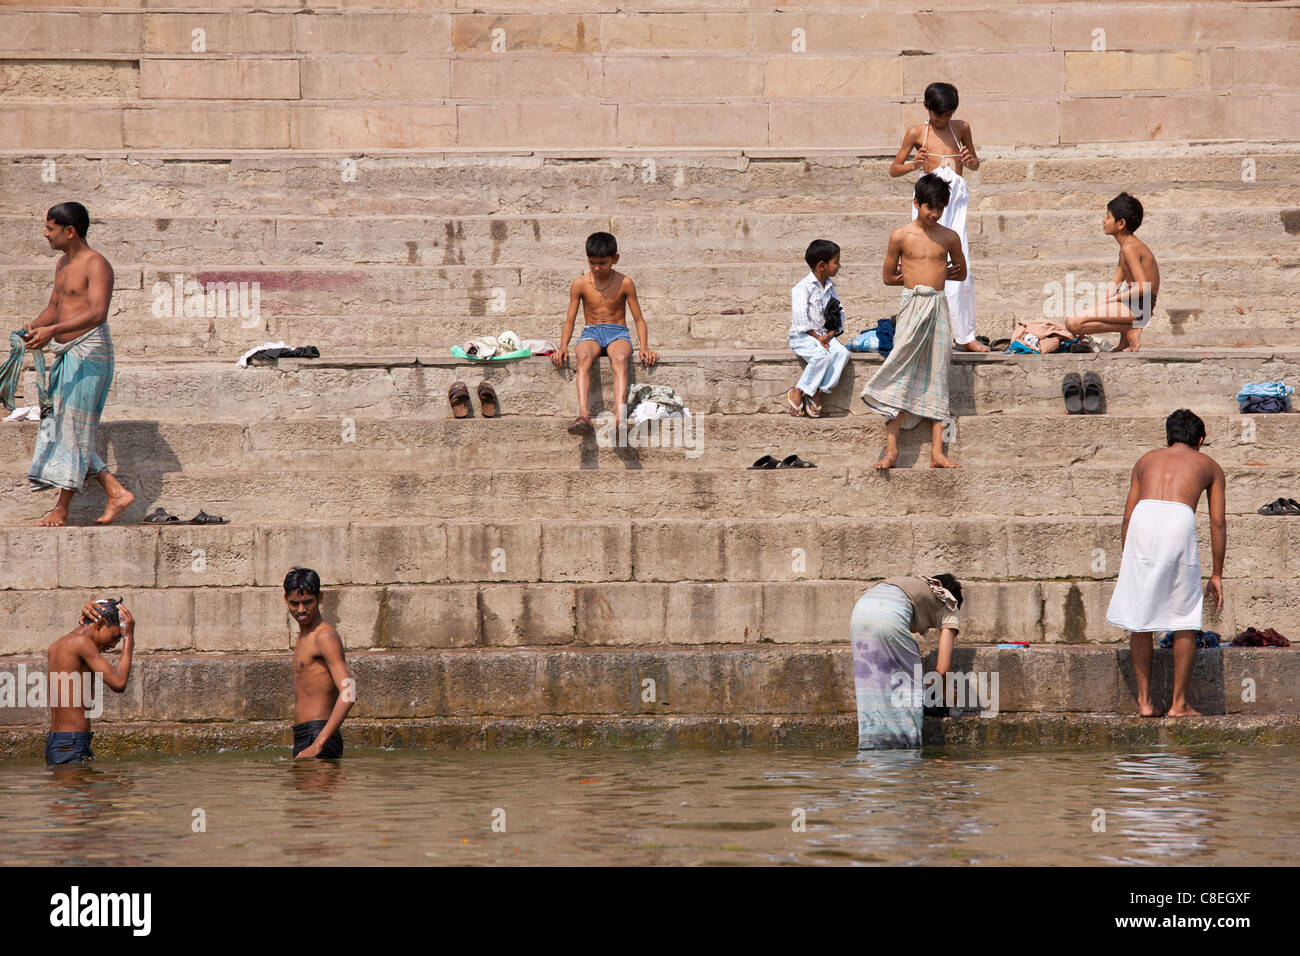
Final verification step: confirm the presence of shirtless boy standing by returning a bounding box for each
[286,567,353,759]
[23,202,134,526]
[1107,410,1225,718]
[46,599,134,765]
[1066,193,1160,352]
[552,232,659,434]
[862,174,967,469]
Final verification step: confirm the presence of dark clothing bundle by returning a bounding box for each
[1239,396,1289,414]
[1230,627,1291,647]
[1159,630,1221,649]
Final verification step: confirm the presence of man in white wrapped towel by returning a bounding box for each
[1107,409,1226,718]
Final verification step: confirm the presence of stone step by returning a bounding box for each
[4,349,1294,421]
[3,149,1298,219]
[4,464,1298,523]
[1,412,1293,473]
[3,208,1294,266]
[0,514,1289,593]
[0,647,1294,724]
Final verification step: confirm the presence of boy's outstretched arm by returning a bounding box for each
[625,278,657,366]
[945,230,967,283]
[888,127,924,178]
[958,121,980,172]
[882,230,905,286]
[552,278,582,368]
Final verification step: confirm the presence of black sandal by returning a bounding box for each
[142,507,179,523]
[188,511,229,525]
[748,455,780,470]
[1082,371,1105,414]
[778,454,816,469]
[1257,498,1299,516]
[1062,372,1084,415]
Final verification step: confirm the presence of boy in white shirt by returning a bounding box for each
[788,239,850,418]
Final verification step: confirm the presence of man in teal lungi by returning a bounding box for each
[862,174,966,469]
[21,202,133,526]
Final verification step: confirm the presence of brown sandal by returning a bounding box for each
[477,382,499,418]
[448,381,471,418]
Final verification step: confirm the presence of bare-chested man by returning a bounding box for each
[286,567,353,759]
[46,599,134,765]
[22,202,133,526]
[1065,193,1160,353]
[551,231,658,435]
[862,174,967,469]
[1107,409,1226,718]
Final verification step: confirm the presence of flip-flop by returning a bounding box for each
[1257,498,1298,515]
[1286,499,1300,514]
[1062,372,1084,415]
[990,338,1012,351]
[448,381,472,418]
[778,454,816,469]
[786,387,805,417]
[748,455,780,470]
[567,417,594,436]
[477,382,499,418]
[803,394,822,418]
[1082,371,1105,414]
[141,507,179,524]
[188,511,228,525]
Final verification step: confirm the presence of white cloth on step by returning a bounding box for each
[237,341,288,368]
[1106,499,1204,633]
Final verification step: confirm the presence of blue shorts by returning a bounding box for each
[46,731,94,765]
[577,323,633,353]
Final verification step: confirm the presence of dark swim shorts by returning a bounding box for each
[292,720,343,759]
[45,731,94,765]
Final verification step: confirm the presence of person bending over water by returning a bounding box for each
[1107,409,1225,718]
[22,202,134,526]
[46,599,134,765]
[286,567,354,759]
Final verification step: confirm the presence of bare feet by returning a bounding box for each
[930,452,960,468]
[567,417,594,436]
[94,487,134,525]
[38,507,69,527]
[959,340,991,353]
[1118,344,1141,352]
[873,454,898,470]
[1137,702,1159,718]
[1165,704,1202,718]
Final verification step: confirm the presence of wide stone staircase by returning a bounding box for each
[0,1,1298,752]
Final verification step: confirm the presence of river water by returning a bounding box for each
[2,745,1295,866]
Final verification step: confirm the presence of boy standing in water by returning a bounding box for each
[862,174,965,469]
[889,83,985,352]
[45,599,133,765]
[286,567,353,759]
[552,231,659,435]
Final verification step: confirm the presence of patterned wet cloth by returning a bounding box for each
[1,330,51,415]
[28,324,114,493]
[860,285,951,430]
[850,583,923,749]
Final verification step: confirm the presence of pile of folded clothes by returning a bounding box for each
[1236,381,1293,414]
[1230,627,1291,647]
[848,317,895,355]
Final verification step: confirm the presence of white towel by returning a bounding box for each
[912,165,975,345]
[1106,499,1204,633]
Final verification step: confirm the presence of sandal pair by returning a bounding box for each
[748,454,816,470]
[449,381,499,418]
[1258,498,1300,515]
[1062,372,1104,414]
[143,508,228,525]
[787,388,822,418]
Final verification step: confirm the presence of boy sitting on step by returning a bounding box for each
[1065,193,1160,353]
[788,239,850,418]
[552,231,659,435]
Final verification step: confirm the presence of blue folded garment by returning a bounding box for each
[848,318,895,355]
[1159,630,1221,649]
[1236,381,1293,410]
[1241,395,1290,414]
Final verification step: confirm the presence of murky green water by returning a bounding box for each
[2,746,1296,866]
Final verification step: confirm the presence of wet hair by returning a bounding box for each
[81,598,121,629]
[47,201,90,238]
[1107,192,1143,233]
[931,574,963,608]
[284,567,322,596]
[1166,409,1206,449]
[585,231,618,258]
[924,82,959,115]
[804,239,840,271]
[914,173,950,211]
